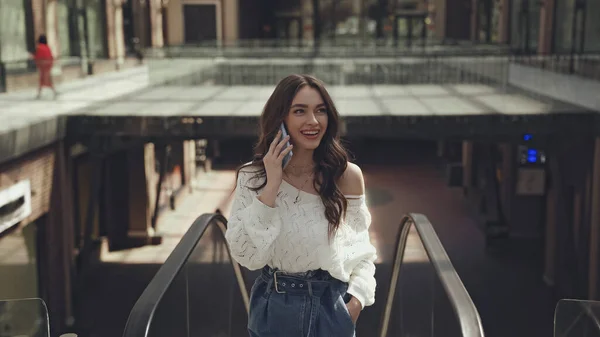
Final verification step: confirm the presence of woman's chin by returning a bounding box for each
[295,139,322,151]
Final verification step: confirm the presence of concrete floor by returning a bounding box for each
[73,140,557,337]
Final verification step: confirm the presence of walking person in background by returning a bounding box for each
[225,74,377,337]
[31,34,58,99]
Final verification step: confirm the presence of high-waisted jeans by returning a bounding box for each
[247,266,356,337]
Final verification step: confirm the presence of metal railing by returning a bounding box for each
[512,53,600,81]
[146,55,511,87]
[146,42,512,59]
[121,213,249,337]
[379,213,485,337]
[123,211,482,337]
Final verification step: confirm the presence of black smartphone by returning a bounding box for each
[279,122,293,168]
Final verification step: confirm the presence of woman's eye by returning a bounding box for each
[294,109,304,114]
[317,108,327,114]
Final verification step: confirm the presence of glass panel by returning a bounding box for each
[388,221,435,336]
[0,298,50,337]
[147,220,248,337]
[57,0,73,57]
[554,299,600,337]
[0,221,40,301]
[584,0,600,52]
[510,0,539,52]
[554,0,576,53]
[0,0,30,62]
[86,0,107,59]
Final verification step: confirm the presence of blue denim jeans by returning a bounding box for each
[248,266,356,337]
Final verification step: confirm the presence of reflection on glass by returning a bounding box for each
[555,299,600,337]
[584,0,600,52]
[0,298,49,337]
[554,0,577,53]
[0,222,39,301]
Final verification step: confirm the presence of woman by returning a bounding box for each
[225,74,377,337]
[31,34,58,99]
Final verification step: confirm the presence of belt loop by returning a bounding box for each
[307,280,313,297]
[273,270,286,294]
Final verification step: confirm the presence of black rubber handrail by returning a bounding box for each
[379,213,485,337]
[122,213,249,337]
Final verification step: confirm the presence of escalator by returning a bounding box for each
[120,212,485,337]
[1,213,599,336]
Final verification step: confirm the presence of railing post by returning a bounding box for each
[0,61,6,93]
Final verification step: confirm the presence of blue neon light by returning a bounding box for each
[527,156,537,163]
[523,134,533,141]
[528,149,537,156]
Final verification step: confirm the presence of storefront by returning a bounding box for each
[0,0,30,62]
[86,0,108,59]
[509,0,539,52]
[56,0,76,57]
[553,0,600,53]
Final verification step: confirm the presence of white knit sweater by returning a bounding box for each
[225,167,377,307]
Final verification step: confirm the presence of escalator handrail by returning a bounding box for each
[379,213,485,337]
[122,212,249,337]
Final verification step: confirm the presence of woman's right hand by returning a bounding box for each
[258,130,293,207]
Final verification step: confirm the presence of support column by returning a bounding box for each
[223,0,239,42]
[499,144,514,222]
[46,141,76,335]
[127,143,157,240]
[302,0,313,41]
[588,137,600,299]
[182,140,196,187]
[470,0,479,41]
[543,166,558,287]
[32,0,46,42]
[149,0,165,47]
[538,0,555,53]
[462,141,474,191]
[106,0,126,66]
[45,0,60,58]
[103,150,130,250]
[497,0,510,43]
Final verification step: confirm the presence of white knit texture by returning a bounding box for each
[225,168,377,307]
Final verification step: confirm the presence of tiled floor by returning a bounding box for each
[73,140,557,337]
[0,66,149,132]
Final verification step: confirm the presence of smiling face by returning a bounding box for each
[284,85,329,152]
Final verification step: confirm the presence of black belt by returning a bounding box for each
[261,266,335,297]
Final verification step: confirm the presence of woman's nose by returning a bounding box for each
[306,112,318,124]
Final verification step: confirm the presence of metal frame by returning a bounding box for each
[379,213,485,337]
[181,0,223,43]
[121,213,249,337]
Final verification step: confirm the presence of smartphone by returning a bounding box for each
[279,122,293,168]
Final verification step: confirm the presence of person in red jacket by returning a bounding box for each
[31,34,58,99]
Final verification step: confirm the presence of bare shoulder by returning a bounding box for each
[339,162,365,196]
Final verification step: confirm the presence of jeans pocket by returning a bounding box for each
[338,294,356,327]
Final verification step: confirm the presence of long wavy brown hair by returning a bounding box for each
[236,74,349,238]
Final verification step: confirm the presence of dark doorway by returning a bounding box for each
[122,0,135,55]
[445,0,471,41]
[184,4,217,44]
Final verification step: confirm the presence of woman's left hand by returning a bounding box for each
[345,296,362,324]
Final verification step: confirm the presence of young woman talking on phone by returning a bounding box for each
[225,74,377,337]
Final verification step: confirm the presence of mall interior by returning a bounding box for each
[0,0,599,336]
